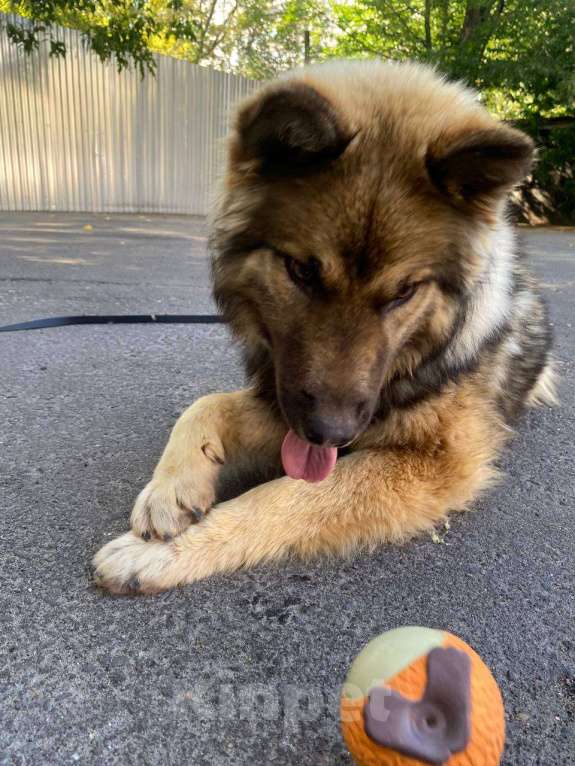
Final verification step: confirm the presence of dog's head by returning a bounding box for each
[212,61,533,448]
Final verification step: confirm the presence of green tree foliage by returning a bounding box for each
[0,0,200,76]
[2,1,572,119]
[329,0,575,119]
[0,0,330,77]
[229,0,328,79]
[149,1,241,67]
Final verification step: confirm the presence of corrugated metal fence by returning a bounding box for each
[0,14,259,214]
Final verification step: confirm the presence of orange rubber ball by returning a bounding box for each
[340,627,505,766]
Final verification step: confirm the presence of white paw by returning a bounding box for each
[130,474,215,541]
[92,531,179,595]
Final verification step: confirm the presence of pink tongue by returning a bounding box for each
[281,429,338,483]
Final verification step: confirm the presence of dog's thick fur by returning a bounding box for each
[93,60,555,594]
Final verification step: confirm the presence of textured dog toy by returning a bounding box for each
[340,626,505,766]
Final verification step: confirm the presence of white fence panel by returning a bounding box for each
[0,14,259,214]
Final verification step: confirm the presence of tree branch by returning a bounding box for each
[424,0,432,51]
[193,0,218,62]
[201,0,239,60]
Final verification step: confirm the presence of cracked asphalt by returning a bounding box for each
[1,213,573,765]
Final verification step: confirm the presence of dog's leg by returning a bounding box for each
[93,434,499,594]
[129,389,284,540]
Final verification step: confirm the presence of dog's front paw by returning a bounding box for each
[92,532,180,595]
[130,474,214,541]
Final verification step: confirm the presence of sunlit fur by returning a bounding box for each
[93,61,555,595]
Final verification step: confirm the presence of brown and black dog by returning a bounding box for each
[93,60,555,594]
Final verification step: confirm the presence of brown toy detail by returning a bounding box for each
[341,631,505,766]
[364,647,471,765]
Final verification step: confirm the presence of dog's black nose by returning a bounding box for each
[303,414,357,448]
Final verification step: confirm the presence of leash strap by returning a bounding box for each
[0,314,225,333]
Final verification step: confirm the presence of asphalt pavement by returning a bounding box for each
[1,213,573,765]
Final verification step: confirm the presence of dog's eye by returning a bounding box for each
[284,255,319,289]
[396,283,416,302]
[384,283,417,312]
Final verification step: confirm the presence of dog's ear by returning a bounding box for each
[236,82,353,177]
[426,126,534,208]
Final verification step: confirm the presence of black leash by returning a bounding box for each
[0,314,225,333]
